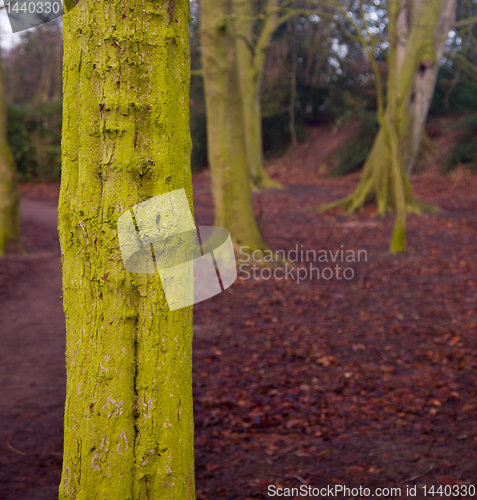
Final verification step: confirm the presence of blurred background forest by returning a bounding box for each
[2,0,477,183]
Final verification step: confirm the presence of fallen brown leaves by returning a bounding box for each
[192,168,477,499]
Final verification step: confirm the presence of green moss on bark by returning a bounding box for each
[321,0,446,222]
[200,0,268,252]
[58,1,195,498]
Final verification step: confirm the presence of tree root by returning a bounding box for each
[251,175,284,192]
[319,192,438,216]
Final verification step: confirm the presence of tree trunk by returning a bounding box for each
[323,0,453,218]
[37,43,52,102]
[200,0,268,252]
[404,0,457,175]
[288,22,298,149]
[0,50,21,256]
[58,1,195,498]
[233,0,283,190]
[387,0,408,253]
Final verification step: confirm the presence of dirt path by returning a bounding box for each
[0,200,65,500]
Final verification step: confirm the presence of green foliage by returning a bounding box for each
[431,76,477,115]
[331,116,378,176]
[190,111,208,171]
[444,115,477,174]
[190,76,208,171]
[6,99,62,181]
[6,104,35,180]
[262,112,305,158]
[294,83,330,124]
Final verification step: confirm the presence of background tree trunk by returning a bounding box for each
[200,0,268,252]
[288,21,298,149]
[37,44,52,102]
[387,0,408,253]
[404,0,457,175]
[233,0,283,190]
[323,0,454,218]
[58,1,195,498]
[0,50,21,255]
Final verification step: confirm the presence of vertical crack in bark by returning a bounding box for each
[167,0,175,25]
[132,313,140,439]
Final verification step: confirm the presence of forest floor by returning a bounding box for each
[0,124,476,499]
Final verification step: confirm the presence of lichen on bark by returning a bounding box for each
[58,1,195,498]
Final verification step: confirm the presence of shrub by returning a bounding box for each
[431,80,477,116]
[7,99,62,181]
[262,112,305,158]
[331,117,378,176]
[444,115,477,174]
[190,111,208,171]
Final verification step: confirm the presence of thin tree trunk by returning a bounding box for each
[58,1,195,498]
[0,49,21,255]
[387,0,407,253]
[37,43,52,102]
[288,22,298,149]
[200,0,268,252]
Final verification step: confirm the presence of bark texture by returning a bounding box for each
[58,1,195,498]
[0,50,21,255]
[200,0,268,252]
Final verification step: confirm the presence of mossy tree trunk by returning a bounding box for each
[200,0,268,252]
[199,0,322,192]
[323,0,456,252]
[0,50,21,256]
[385,0,409,253]
[233,0,284,190]
[58,1,195,498]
